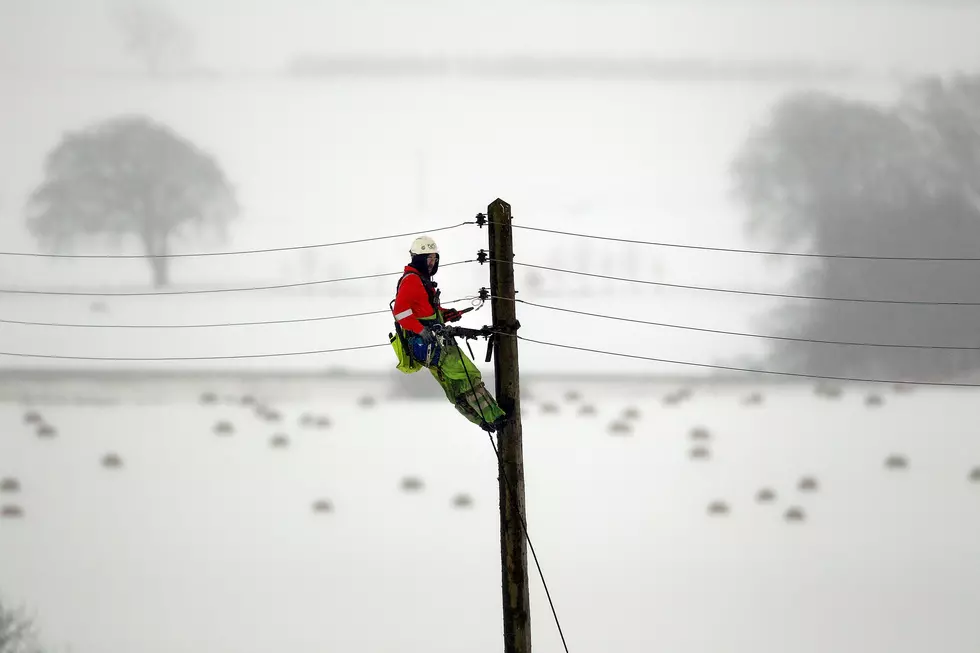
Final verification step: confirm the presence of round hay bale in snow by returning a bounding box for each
[258,407,283,422]
[969,467,980,483]
[689,426,711,441]
[622,407,640,420]
[200,392,219,405]
[270,434,290,449]
[311,499,333,513]
[814,383,842,399]
[689,445,710,460]
[451,493,473,509]
[885,454,908,470]
[578,403,597,416]
[0,478,21,493]
[564,390,581,403]
[314,416,331,429]
[797,476,819,492]
[608,420,632,436]
[299,413,316,427]
[357,395,377,408]
[742,392,764,405]
[213,420,234,436]
[756,487,776,503]
[101,453,123,469]
[540,402,559,414]
[864,393,884,407]
[784,506,805,522]
[36,424,56,438]
[241,394,257,406]
[707,500,729,516]
[400,476,424,492]
[23,410,43,425]
[1,505,24,519]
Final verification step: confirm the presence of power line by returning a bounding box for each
[496,222,980,262]
[0,309,390,329]
[0,296,481,329]
[498,260,980,306]
[511,334,980,388]
[0,343,390,362]
[0,222,474,259]
[0,261,473,297]
[507,297,980,350]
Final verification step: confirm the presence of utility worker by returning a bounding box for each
[389,235,507,432]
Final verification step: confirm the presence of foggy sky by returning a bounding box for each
[3,0,980,75]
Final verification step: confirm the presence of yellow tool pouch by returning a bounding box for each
[389,331,423,374]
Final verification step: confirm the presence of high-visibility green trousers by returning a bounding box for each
[429,343,506,427]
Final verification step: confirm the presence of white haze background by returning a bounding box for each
[1,1,979,652]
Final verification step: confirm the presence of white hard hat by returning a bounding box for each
[409,236,439,255]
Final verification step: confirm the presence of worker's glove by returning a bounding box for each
[419,324,444,344]
[442,308,463,323]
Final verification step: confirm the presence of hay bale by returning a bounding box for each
[968,467,980,483]
[689,445,710,460]
[0,478,21,493]
[311,499,333,513]
[742,392,764,405]
[314,416,331,429]
[36,424,56,438]
[608,420,632,436]
[756,487,776,503]
[814,383,842,399]
[270,434,290,449]
[564,390,581,403]
[451,493,473,509]
[101,453,123,469]
[357,395,377,408]
[784,506,805,522]
[622,406,640,420]
[707,500,729,516]
[0,505,24,519]
[578,404,597,416]
[797,476,819,492]
[23,410,43,425]
[540,402,559,415]
[689,426,711,441]
[865,393,884,407]
[885,454,908,470]
[200,392,219,405]
[663,388,692,406]
[241,394,257,406]
[400,476,424,492]
[258,407,283,422]
[213,420,234,435]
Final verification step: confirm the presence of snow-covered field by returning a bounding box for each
[2,380,979,653]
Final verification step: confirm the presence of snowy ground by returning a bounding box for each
[1,380,979,653]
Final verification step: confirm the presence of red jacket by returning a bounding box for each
[392,266,446,335]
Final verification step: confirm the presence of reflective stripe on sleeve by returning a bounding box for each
[394,309,413,321]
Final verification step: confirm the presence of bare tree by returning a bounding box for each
[27,114,239,287]
[731,74,980,380]
[0,599,43,653]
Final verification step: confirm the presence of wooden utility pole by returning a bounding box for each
[487,198,532,653]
